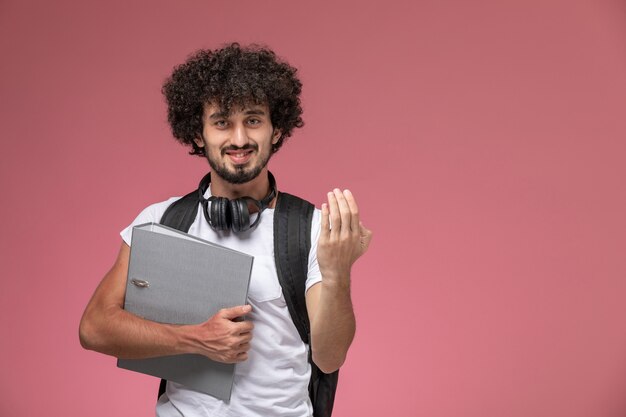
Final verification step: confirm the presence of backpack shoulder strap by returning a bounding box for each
[273,192,315,343]
[159,189,200,232]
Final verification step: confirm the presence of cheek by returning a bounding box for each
[202,138,222,152]
[207,146,222,158]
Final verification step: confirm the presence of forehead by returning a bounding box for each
[203,102,270,119]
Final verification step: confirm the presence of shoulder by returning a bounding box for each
[133,196,184,223]
[120,196,183,245]
[276,191,311,202]
[276,192,320,226]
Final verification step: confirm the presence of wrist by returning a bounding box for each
[170,323,197,355]
[320,264,350,281]
[321,273,351,291]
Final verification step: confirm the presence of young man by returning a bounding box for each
[79,43,372,417]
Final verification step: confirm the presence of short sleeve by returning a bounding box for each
[305,208,323,292]
[120,197,182,246]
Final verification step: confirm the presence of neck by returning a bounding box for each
[210,168,274,202]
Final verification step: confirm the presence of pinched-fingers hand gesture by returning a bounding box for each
[317,189,373,283]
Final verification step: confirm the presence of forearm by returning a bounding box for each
[79,301,194,359]
[309,277,356,373]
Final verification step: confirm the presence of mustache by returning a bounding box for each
[221,144,258,156]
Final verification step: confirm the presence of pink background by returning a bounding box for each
[2,0,626,416]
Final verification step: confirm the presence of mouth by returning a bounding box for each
[224,148,254,165]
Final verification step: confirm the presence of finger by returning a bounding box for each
[236,320,254,335]
[320,202,330,240]
[225,351,248,363]
[343,189,360,233]
[219,305,252,320]
[333,189,352,235]
[238,332,253,344]
[327,191,341,240]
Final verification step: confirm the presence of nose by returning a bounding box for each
[231,123,249,148]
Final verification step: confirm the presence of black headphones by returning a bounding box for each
[198,172,277,233]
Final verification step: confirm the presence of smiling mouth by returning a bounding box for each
[224,148,254,165]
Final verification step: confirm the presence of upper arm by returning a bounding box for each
[305,281,322,326]
[80,243,130,331]
[305,209,323,324]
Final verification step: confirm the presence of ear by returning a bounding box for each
[193,136,205,148]
[271,129,282,145]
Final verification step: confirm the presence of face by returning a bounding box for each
[195,103,281,185]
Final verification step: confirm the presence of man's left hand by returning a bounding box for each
[317,189,373,283]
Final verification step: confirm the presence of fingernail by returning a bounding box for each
[344,189,352,195]
[243,305,251,313]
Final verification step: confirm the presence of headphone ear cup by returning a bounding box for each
[229,198,250,233]
[210,197,230,230]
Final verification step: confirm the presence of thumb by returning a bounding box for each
[359,221,372,238]
[219,305,252,320]
[359,222,373,248]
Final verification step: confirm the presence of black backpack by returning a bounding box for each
[157,187,339,417]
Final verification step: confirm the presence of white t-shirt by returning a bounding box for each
[120,193,322,417]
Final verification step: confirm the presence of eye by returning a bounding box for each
[214,120,228,128]
[247,118,261,126]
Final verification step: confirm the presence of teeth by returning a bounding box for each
[226,151,251,159]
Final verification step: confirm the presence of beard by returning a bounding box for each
[207,144,272,184]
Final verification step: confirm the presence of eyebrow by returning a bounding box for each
[243,109,266,116]
[207,108,267,119]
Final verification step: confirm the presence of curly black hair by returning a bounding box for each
[162,43,304,156]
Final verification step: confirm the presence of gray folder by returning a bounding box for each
[117,222,253,401]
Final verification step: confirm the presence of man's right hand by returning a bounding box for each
[186,305,254,363]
